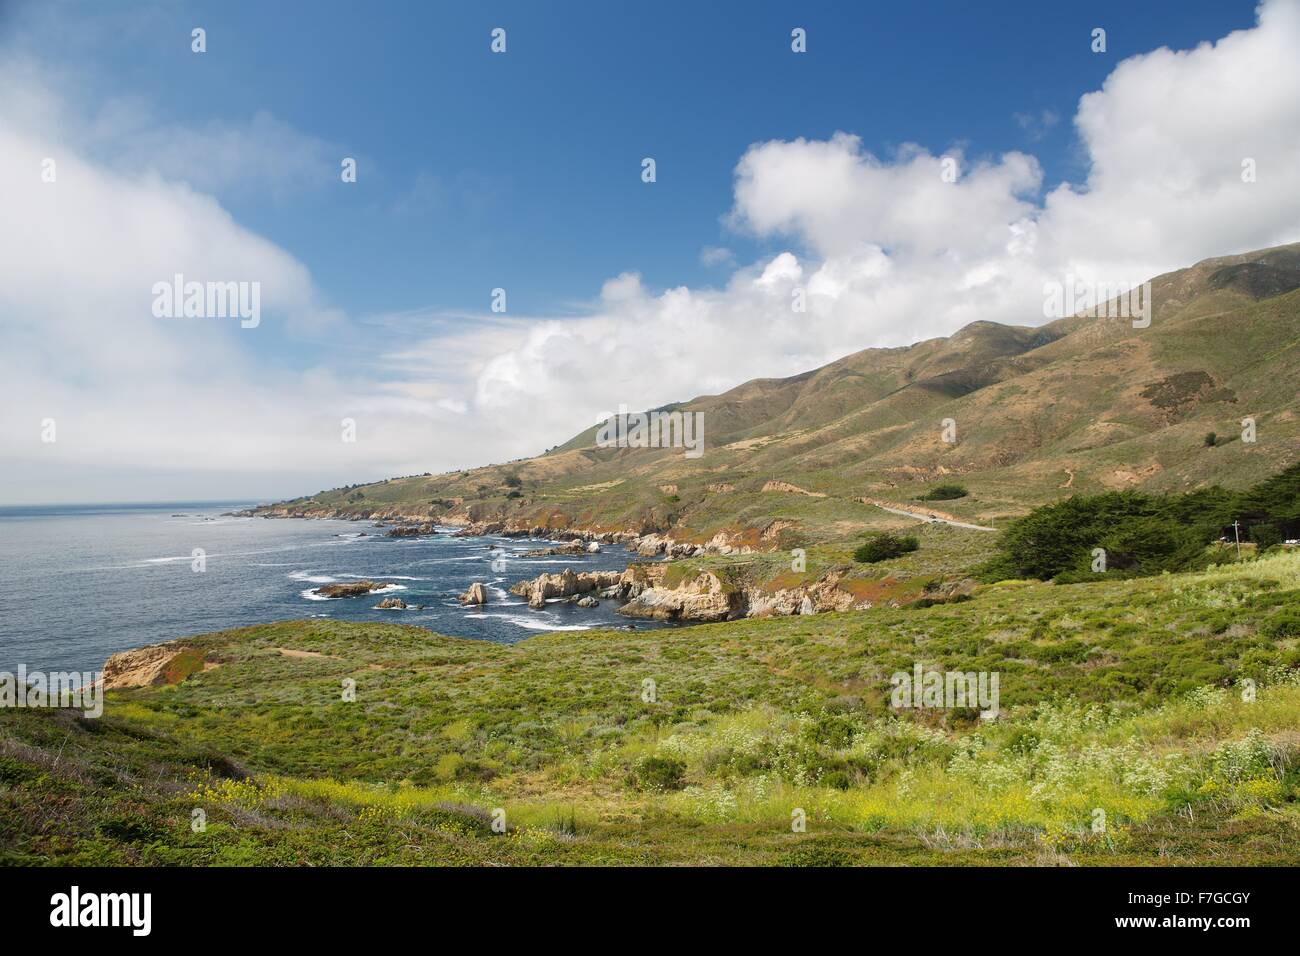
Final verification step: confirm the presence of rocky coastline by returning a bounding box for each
[234,504,966,624]
[500,561,973,623]
[234,504,781,561]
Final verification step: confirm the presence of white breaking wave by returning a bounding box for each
[461,612,594,632]
[289,571,337,584]
[338,573,425,581]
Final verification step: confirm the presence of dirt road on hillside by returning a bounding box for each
[858,497,998,532]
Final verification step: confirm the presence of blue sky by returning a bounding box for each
[27,0,1259,319]
[3,0,1297,503]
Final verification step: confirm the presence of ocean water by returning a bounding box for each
[0,502,676,674]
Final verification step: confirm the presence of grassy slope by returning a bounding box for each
[4,550,1299,866]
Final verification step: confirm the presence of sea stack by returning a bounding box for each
[459,582,488,605]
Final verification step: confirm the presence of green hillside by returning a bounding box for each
[257,244,1300,545]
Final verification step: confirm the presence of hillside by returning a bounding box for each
[258,244,1300,546]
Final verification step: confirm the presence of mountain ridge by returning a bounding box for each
[256,243,1300,542]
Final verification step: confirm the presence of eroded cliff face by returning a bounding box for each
[102,642,208,689]
[507,561,976,623]
[613,565,871,622]
[509,569,625,609]
[615,569,744,622]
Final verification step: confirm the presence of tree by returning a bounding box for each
[1249,524,1283,551]
[977,468,1300,582]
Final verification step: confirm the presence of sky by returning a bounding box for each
[2,0,1298,504]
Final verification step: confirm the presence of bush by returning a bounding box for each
[1204,432,1217,447]
[632,756,687,792]
[502,473,523,488]
[853,533,919,563]
[917,483,969,501]
[821,770,853,791]
[1261,608,1300,639]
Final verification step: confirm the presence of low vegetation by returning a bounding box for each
[3,549,1299,866]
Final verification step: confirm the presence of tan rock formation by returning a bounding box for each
[459,582,488,605]
[102,642,205,690]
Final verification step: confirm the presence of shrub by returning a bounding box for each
[1261,608,1300,639]
[821,770,853,791]
[917,483,969,501]
[853,533,919,563]
[633,756,687,792]
[1204,432,1217,447]
[502,473,523,488]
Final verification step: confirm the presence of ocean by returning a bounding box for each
[0,502,676,674]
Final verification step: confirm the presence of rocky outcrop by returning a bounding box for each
[760,519,797,541]
[611,563,974,622]
[743,571,870,617]
[313,580,393,599]
[102,642,207,689]
[386,523,438,537]
[616,570,743,622]
[761,480,826,497]
[459,582,488,605]
[520,541,586,557]
[615,567,852,622]
[505,558,904,624]
[627,529,765,558]
[510,569,624,609]
[375,597,408,609]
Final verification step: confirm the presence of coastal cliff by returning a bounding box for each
[102,641,209,689]
[507,561,975,623]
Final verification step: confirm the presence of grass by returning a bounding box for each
[2,549,1300,865]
